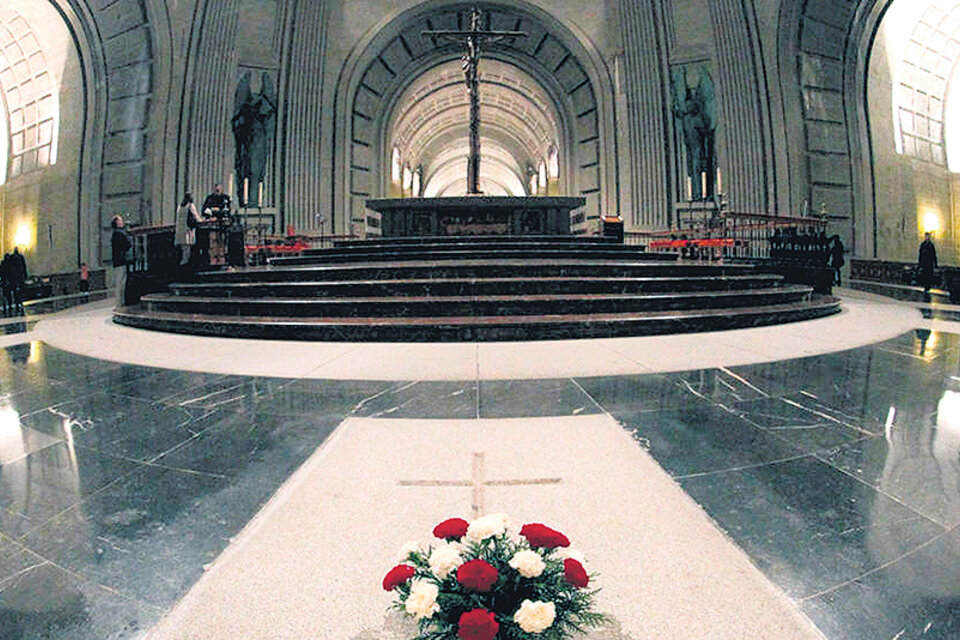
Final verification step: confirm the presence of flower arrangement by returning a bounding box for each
[382,514,604,639]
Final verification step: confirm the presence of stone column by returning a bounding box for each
[709,0,774,213]
[279,0,328,234]
[618,0,671,229]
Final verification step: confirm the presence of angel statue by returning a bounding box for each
[232,71,277,207]
[671,67,717,201]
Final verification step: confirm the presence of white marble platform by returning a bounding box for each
[145,415,825,640]
[32,295,921,381]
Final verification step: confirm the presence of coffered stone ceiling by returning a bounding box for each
[386,58,560,195]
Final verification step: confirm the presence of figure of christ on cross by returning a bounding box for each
[423,7,525,195]
[398,452,562,518]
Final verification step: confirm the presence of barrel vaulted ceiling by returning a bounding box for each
[340,1,608,220]
[387,58,560,196]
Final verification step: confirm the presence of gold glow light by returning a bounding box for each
[13,223,32,248]
[922,210,941,234]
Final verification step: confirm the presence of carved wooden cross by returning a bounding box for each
[423,8,525,195]
[398,452,561,517]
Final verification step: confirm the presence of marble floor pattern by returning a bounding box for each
[0,296,958,638]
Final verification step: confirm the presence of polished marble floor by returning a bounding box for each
[1,300,959,638]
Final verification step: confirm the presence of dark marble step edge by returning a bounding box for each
[113,298,842,342]
[168,275,787,297]
[271,250,677,266]
[306,241,647,255]
[295,245,663,257]
[195,260,759,282]
[332,235,623,247]
[141,290,814,318]
[145,286,812,306]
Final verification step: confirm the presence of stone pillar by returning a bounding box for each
[279,0,328,234]
[183,0,241,204]
[618,0,671,229]
[709,0,773,214]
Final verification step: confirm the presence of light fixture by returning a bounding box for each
[923,211,941,234]
[14,223,32,248]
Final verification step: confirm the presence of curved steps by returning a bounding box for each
[115,236,841,342]
[114,297,841,342]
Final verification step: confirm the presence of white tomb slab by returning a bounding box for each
[146,414,824,640]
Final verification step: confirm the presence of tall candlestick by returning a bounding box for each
[701,172,707,200]
[258,181,264,208]
[243,178,249,207]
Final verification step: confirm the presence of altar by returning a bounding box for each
[365,196,586,237]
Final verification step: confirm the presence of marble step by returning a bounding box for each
[168,274,786,298]
[311,239,646,255]
[141,286,813,318]
[114,296,842,342]
[271,248,673,266]
[193,260,761,283]
[331,235,622,247]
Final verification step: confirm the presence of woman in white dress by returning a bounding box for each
[174,192,201,266]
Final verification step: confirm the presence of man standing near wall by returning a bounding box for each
[111,215,132,306]
[8,247,27,314]
[918,232,938,297]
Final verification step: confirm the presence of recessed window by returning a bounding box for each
[887,0,960,168]
[0,7,60,185]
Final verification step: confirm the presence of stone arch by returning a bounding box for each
[39,0,159,267]
[780,0,895,257]
[387,57,563,199]
[334,0,618,234]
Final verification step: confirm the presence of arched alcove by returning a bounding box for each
[0,1,85,274]
[334,0,617,234]
[387,58,561,198]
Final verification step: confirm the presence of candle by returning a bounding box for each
[686,176,692,201]
[701,172,707,200]
[716,169,722,194]
[227,173,234,201]
[258,181,264,208]
[243,178,249,207]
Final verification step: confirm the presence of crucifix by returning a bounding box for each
[398,452,562,517]
[423,8,525,195]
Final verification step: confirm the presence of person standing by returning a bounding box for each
[829,235,845,286]
[201,183,231,219]
[0,252,10,316]
[175,193,201,267]
[8,247,27,313]
[79,262,90,296]
[918,232,938,295]
[111,215,132,305]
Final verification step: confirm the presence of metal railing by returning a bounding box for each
[626,210,832,261]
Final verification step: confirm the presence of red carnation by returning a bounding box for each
[520,523,570,549]
[458,608,499,640]
[433,517,469,541]
[564,558,589,588]
[382,564,415,591]
[456,559,499,592]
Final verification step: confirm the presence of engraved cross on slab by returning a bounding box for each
[423,7,526,195]
[398,452,561,517]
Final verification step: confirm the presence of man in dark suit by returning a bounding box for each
[918,232,938,296]
[7,247,27,313]
[201,184,232,219]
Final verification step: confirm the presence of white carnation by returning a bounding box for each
[428,542,463,579]
[508,550,546,578]
[557,547,588,566]
[397,539,422,563]
[513,599,556,633]
[405,580,440,620]
[466,512,510,542]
